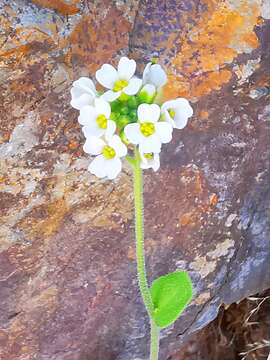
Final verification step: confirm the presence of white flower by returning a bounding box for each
[142,62,167,90]
[140,151,160,172]
[161,98,193,129]
[70,77,97,110]
[83,135,127,179]
[96,57,142,102]
[78,98,116,139]
[124,104,173,153]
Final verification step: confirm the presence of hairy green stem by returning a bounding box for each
[133,147,154,316]
[132,146,160,360]
[150,320,160,360]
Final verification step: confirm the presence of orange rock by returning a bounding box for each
[32,0,80,15]
[163,0,260,99]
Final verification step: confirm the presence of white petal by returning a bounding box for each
[123,77,142,95]
[96,64,119,89]
[71,93,94,110]
[78,105,97,125]
[152,153,160,171]
[83,136,105,155]
[104,158,122,179]
[149,64,167,88]
[174,113,189,129]
[118,57,136,81]
[82,123,104,138]
[139,134,161,153]
[71,86,85,99]
[105,120,116,137]
[108,135,127,157]
[124,123,144,144]
[94,98,111,118]
[155,122,173,143]
[101,90,121,102]
[140,162,149,170]
[138,103,160,123]
[175,104,193,127]
[142,62,152,84]
[161,100,173,112]
[176,98,193,117]
[73,77,96,94]
[88,155,107,178]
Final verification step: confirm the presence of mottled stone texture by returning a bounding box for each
[0,0,270,359]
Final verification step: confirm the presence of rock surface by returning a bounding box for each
[0,1,270,359]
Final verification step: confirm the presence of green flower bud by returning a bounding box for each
[110,100,121,112]
[127,96,138,109]
[129,109,137,122]
[119,93,130,102]
[118,115,131,129]
[110,112,119,121]
[120,106,129,115]
[138,84,156,104]
[150,57,158,64]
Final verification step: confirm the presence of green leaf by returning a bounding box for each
[150,271,193,328]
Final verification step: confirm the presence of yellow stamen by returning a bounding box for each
[113,79,129,92]
[102,145,116,159]
[140,122,155,137]
[168,109,176,118]
[96,114,107,129]
[144,153,154,160]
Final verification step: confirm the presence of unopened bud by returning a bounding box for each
[118,115,131,129]
[138,84,156,104]
[127,96,138,109]
[119,93,130,102]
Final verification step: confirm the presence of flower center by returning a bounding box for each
[144,153,154,160]
[168,108,176,118]
[102,145,116,159]
[140,122,155,137]
[96,114,107,129]
[113,79,129,92]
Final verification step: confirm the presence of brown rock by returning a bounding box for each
[0,1,270,359]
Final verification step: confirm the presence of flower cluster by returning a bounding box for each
[71,57,193,179]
